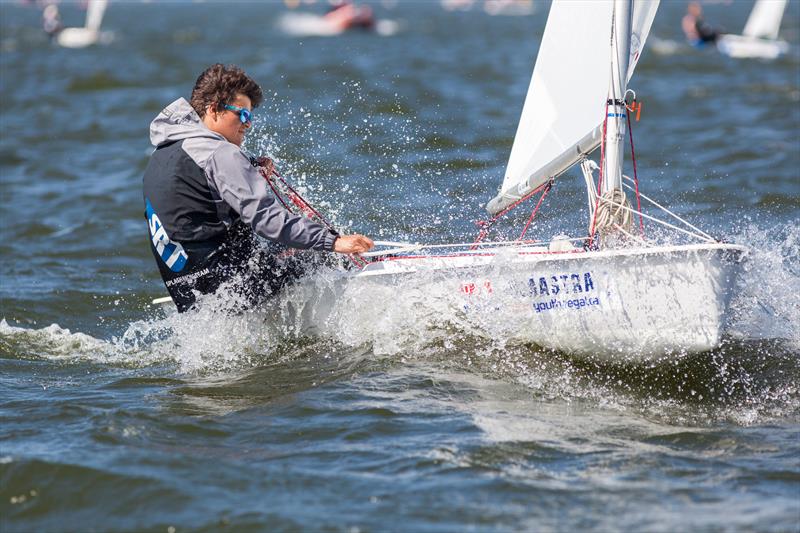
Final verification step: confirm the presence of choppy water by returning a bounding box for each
[1,1,799,531]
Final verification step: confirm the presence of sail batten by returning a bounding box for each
[487,0,659,216]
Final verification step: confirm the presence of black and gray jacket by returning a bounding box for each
[143,98,338,309]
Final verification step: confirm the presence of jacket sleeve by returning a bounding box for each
[206,144,338,251]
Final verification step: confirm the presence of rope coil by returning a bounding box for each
[593,188,633,238]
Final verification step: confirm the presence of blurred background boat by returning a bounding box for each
[717,0,790,59]
[53,0,113,48]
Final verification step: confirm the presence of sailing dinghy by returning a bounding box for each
[717,0,790,60]
[155,0,747,361]
[56,0,109,49]
[308,0,747,360]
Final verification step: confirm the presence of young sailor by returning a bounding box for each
[143,63,373,312]
[682,1,721,47]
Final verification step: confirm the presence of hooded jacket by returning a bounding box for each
[144,98,337,255]
[142,98,338,309]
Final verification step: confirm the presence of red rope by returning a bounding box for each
[257,162,364,268]
[470,181,551,250]
[519,181,553,240]
[626,104,645,236]
[260,168,293,211]
[273,171,337,229]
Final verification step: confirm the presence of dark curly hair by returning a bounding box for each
[190,64,263,118]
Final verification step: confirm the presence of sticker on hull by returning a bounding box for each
[528,271,601,313]
[459,271,602,314]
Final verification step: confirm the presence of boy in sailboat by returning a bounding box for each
[143,63,373,312]
[42,4,63,40]
[682,2,722,47]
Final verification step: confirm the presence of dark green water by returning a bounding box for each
[1,1,799,531]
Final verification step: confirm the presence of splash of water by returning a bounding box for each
[726,218,800,349]
[245,80,474,243]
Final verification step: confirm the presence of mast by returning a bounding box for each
[602,0,632,195]
[486,0,660,217]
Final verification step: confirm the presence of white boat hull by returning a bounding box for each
[717,34,789,59]
[281,243,747,361]
[57,28,98,48]
[56,28,113,48]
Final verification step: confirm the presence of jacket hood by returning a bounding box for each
[149,98,225,147]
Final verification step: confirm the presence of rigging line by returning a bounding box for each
[257,164,365,268]
[271,169,336,230]
[349,253,368,267]
[594,196,715,243]
[620,178,717,241]
[609,222,649,246]
[582,160,598,218]
[519,181,553,240]
[361,244,424,258]
[260,168,293,211]
[493,180,551,219]
[371,240,420,247]
[593,188,633,236]
[625,102,645,236]
[444,238,580,249]
[362,236,599,258]
[471,180,551,249]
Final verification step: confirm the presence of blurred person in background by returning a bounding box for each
[42,3,62,39]
[324,0,375,31]
[143,63,373,312]
[682,1,722,46]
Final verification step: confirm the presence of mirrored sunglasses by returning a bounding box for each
[223,104,253,124]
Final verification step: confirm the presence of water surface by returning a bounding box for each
[1,1,799,531]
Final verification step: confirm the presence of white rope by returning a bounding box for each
[609,222,649,246]
[361,241,424,257]
[579,159,715,245]
[581,159,600,218]
[593,188,633,237]
[620,176,716,242]
[594,196,716,243]
[372,240,415,247]
[361,236,596,257]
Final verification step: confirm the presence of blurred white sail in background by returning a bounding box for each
[85,0,108,33]
[57,0,110,49]
[717,0,789,60]
[743,0,787,40]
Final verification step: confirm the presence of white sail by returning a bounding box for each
[742,0,786,40]
[487,0,659,215]
[85,0,108,33]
